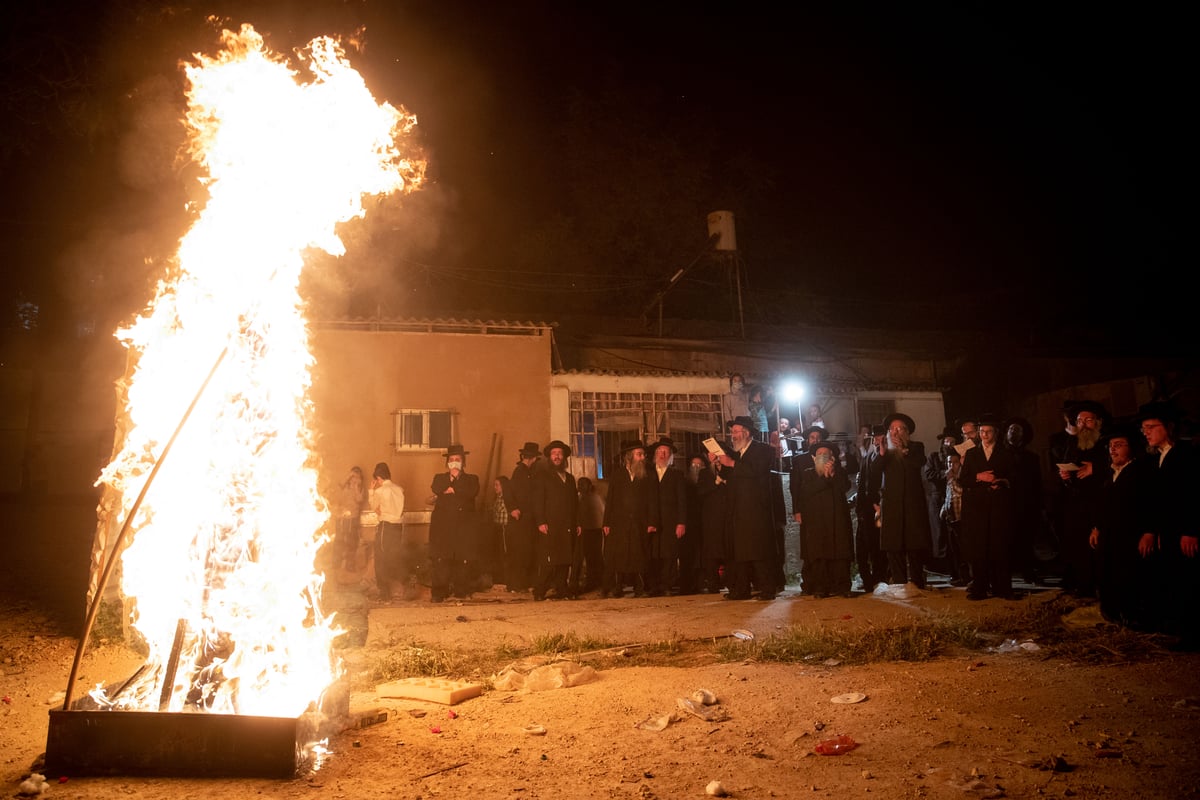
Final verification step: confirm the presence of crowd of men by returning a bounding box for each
[353,398,1196,649]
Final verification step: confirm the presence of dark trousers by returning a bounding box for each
[431,555,471,600]
[571,528,604,592]
[804,558,851,596]
[504,522,535,591]
[374,521,410,599]
[730,560,777,599]
[886,548,928,588]
[855,510,889,587]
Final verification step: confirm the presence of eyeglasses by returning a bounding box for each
[1141,422,1164,432]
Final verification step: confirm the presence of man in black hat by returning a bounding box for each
[855,424,890,589]
[1088,423,1152,629]
[504,441,541,594]
[646,437,688,596]
[1055,400,1109,597]
[959,416,1016,600]
[795,440,854,597]
[602,440,655,597]
[1136,402,1198,647]
[429,444,480,602]
[532,440,578,601]
[869,413,932,591]
[711,415,780,600]
[922,426,960,570]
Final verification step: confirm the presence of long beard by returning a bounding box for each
[1077,427,1100,451]
[629,460,647,480]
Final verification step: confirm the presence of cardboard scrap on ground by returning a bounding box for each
[375,677,483,705]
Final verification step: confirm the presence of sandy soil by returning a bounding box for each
[4,584,1200,800]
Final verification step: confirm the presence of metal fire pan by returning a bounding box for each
[45,709,317,778]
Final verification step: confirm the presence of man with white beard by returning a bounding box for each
[1055,400,1109,597]
[869,413,932,592]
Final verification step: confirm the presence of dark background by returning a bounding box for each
[1,1,1189,344]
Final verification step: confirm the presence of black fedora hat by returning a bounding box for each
[1072,400,1108,421]
[518,441,542,458]
[543,439,572,458]
[619,439,647,455]
[445,444,469,458]
[1137,401,1179,426]
[726,415,755,432]
[800,425,828,441]
[647,436,677,454]
[1003,416,1034,444]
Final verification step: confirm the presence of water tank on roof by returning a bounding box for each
[707,210,737,251]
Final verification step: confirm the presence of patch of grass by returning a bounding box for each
[530,631,616,655]
[369,642,476,682]
[716,615,982,665]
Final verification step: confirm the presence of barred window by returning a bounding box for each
[392,409,457,452]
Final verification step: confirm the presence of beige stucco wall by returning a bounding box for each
[309,328,552,512]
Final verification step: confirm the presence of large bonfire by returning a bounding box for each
[88,24,423,717]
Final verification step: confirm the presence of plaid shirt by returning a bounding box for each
[492,494,508,526]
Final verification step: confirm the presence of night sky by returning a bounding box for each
[1,1,1187,342]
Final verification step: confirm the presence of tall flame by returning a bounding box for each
[94,24,422,716]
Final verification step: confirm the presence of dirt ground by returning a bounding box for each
[4,578,1200,800]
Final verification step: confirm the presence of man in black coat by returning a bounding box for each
[602,440,656,597]
[532,440,579,601]
[1137,402,1198,647]
[796,441,854,597]
[855,424,889,589]
[1005,417,1045,585]
[959,417,1016,600]
[869,413,932,589]
[711,416,780,601]
[646,438,687,596]
[505,442,541,593]
[1055,400,1109,597]
[1088,425,1151,628]
[429,444,480,602]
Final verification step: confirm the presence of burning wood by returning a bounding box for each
[51,21,423,777]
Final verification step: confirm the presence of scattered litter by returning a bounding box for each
[815,734,858,755]
[17,774,48,797]
[944,777,1004,797]
[830,693,867,704]
[705,779,730,796]
[522,724,547,736]
[990,639,1040,654]
[966,661,986,671]
[2,695,11,704]
[1094,748,1122,759]
[691,688,717,705]
[635,713,675,731]
[447,709,458,719]
[823,658,842,666]
[677,696,730,722]
[429,725,441,734]
[1173,697,1200,710]
[492,660,598,692]
[731,629,754,641]
[873,582,923,600]
[407,709,427,718]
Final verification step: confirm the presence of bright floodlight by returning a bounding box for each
[781,380,806,403]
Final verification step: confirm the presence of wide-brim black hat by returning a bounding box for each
[800,425,828,441]
[619,439,647,455]
[1072,400,1108,420]
[518,441,542,458]
[810,441,838,457]
[726,415,755,432]
[543,439,572,458]
[883,413,916,435]
[1137,401,1179,426]
[647,437,677,454]
[445,444,469,457]
[936,426,960,442]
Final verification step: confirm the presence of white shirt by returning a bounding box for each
[370,480,405,524]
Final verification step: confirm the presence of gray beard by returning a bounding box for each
[1077,428,1101,451]
[629,460,647,480]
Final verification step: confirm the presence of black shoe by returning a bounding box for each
[966,593,987,601]
[724,592,751,601]
[430,595,445,603]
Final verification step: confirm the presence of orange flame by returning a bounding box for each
[93,24,423,716]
